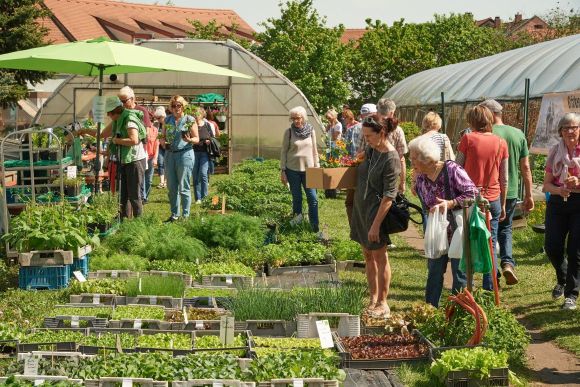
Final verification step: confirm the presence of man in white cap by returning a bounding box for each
[345,103,378,225]
[479,98,534,285]
[104,96,147,219]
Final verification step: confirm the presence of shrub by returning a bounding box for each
[90,253,148,272]
[184,213,265,251]
[400,121,422,143]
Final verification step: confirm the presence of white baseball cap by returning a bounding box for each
[360,103,377,115]
[105,96,122,113]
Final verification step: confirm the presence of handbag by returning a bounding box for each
[380,193,423,234]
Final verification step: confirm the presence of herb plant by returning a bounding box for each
[111,305,165,320]
[330,239,364,261]
[184,213,265,251]
[147,260,200,278]
[198,262,255,282]
[67,279,127,295]
[90,253,148,272]
[125,276,185,298]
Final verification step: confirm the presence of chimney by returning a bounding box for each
[515,13,522,23]
[494,16,501,28]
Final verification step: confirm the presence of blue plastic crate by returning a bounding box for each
[19,265,70,290]
[69,255,90,278]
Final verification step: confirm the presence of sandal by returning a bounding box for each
[370,304,391,319]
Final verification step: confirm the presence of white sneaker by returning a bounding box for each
[387,244,396,249]
[289,214,303,226]
[195,200,202,204]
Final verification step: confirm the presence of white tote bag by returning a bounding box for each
[448,210,464,259]
[424,205,449,259]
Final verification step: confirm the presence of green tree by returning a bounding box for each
[186,19,253,50]
[0,0,51,104]
[346,13,524,110]
[253,0,351,113]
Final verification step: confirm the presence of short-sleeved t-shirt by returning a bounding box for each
[458,132,508,201]
[493,124,529,199]
[327,122,342,140]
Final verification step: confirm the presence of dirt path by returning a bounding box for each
[399,223,580,386]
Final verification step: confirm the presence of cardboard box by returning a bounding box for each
[306,167,357,189]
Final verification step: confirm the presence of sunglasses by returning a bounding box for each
[171,104,183,108]
[363,116,383,127]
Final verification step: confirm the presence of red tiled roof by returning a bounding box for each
[41,0,255,43]
[341,29,367,43]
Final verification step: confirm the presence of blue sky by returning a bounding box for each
[133,0,575,30]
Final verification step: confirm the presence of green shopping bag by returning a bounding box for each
[460,206,492,274]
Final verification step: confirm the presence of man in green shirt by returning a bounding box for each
[480,99,535,286]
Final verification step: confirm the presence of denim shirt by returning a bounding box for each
[165,114,194,151]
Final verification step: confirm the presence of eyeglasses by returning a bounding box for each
[119,97,132,104]
[561,125,580,131]
[290,116,302,121]
[171,104,183,108]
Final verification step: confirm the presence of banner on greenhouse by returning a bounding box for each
[532,90,580,153]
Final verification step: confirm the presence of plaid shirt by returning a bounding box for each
[357,125,408,157]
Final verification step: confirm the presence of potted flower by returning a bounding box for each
[82,192,119,233]
[53,176,84,197]
[306,136,359,189]
[215,106,227,122]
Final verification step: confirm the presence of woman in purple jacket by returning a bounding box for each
[409,136,478,307]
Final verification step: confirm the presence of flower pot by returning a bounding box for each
[39,150,50,160]
[64,185,80,197]
[216,114,227,122]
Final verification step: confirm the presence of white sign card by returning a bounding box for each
[73,270,86,282]
[111,270,118,278]
[122,379,133,387]
[225,275,233,285]
[133,319,142,329]
[92,294,100,305]
[71,315,80,328]
[293,380,304,387]
[66,166,77,179]
[183,307,189,325]
[219,316,234,346]
[23,356,40,375]
[315,320,334,349]
[93,96,107,124]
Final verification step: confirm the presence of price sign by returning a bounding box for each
[121,379,133,387]
[71,315,80,328]
[149,296,157,305]
[93,96,106,124]
[23,356,39,375]
[195,320,204,330]
[315,320,334,349]
[225,276,233,285]
[92,294,100,305]
[111,271,118,278]
[212,383,223,387]
[183,307,189,325]
[293,380,304,387]
[138,278,142,292]
[73,270,86,282]
[66,166,77,179]
[34,380,44,386]
[133,319,142,329]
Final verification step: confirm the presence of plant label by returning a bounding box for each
[122,379,133,387]
[92,294,100,305]
[212,383,223,387]
[316,320,334,349]
[73,270,87,282]
[23,355,39,375]
[138,278,142,292]
[133,319,142,329]
[169,339,174,349]
[71,315,80,328]
[219,316,234,346]
[162,271,168,277]
[293,380,304,387]
[111,271,118,278]
[149,296,157,305]
[116,335,123,353]
[66,165,77,179]
[195,320,204,330]
[225,275,233,285]
[34,380,44,386]
[183,307,189,324]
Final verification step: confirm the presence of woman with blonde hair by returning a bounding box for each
[421,111,454,161]
[161,95,199,222]
[325,108,342,141]
[456,105,508,290]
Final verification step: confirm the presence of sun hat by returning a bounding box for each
[105,96,122,113]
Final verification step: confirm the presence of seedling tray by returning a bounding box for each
[45,316,108,329]
[445,368,509,387]
[18,249,74,266]
[17,341,77,353]
[107,319,171,330]
[89,270,138,280]
[202,274,254,288]
[69,294,122,306]
[0,375,82,385]
[334,330,433,369]
[182,296,219,309]
[172,321,221,331]
[257,379,339,387]
[254,272,339,289]
[126,296,183,309]
[266,261,336,276]
[143,270,193,287]
[172,380,255,387]
[236,320,297,337]
[336,260,366,272]
[85,377,168,387]
[0,340,18,357]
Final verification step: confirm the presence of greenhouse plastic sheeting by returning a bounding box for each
[384,33,580,106]
[33,39,323,164]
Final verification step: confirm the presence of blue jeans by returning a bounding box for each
[498,198,517,268]
[483,198,501,290]
[426,254,466,307]
[165,149,194,218]
[143,157,154,201]
[285,168,319,232]
[157,147,165,176]
[193,151,210,201]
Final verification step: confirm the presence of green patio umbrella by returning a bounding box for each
[0,37,252,187]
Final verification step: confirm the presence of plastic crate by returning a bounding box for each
[19,265,70,290]
[296,313,360,338]
[69,255,90,277]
